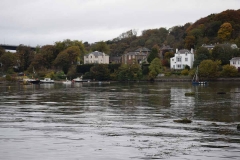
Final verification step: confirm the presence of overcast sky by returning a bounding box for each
[0,0,239,47]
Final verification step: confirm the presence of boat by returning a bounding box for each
[40,78,54,83]
[62,78,72,84]
[192,66,207,85]
[24,78,40,84]
[26,67,40,84]
[72,76,89,82]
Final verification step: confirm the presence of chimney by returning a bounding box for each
[191,48,193,54]
[176,48,178,53]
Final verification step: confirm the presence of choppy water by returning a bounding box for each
[0,82,240,160]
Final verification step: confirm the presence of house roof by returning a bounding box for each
[125,52,147,56]
[135,47,150,52]
[230,57,240,61]
[177,49,191,54]
[85,51,108,56]
[161,45,173,50]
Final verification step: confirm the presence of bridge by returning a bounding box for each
[0,44,36,51]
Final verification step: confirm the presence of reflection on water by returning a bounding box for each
[0,82,240,160]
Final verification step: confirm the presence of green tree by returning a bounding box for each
[53,52,70,74]
[147,47,159,63]
[117,62,142,81]
[212,44,233,65]
[148,58,162,80]
[40,45,57,69]
[196,47,210,58]
[199,60,221,79]
[221,64,238,77]
[55,39,86,63]
[28,54,45,72]
[0,52,16,72]
[16,45,35,71]
[0,47,5,57]
[90,64,110,81]
[91,41,110,54]
[63,46,81,64]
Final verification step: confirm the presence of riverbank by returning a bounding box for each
[155,76,240,82]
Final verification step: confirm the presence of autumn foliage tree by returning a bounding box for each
[218,22,233,42]
[199,60,221,79]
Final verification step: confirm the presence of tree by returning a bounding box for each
[221,64,238,77]
[193,54,208,67]
[184,35,195,49]
[53,52,70,74]
[199,60,221,79]
[0,47,5,57]
[147,47,159,63]
[90,64,110,81]
[28,54,45,72]
[91,41,110,54]
[0,52,16,72]
[55,39,86,63]
[16,45,35,71]
[218,22,233,42]
[40,45,57,69]
[196,47,210,58]
[63,46,81,64]
[212,44,233,65]
[148,58,162,80]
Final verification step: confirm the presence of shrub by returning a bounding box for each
[181,69,189,76]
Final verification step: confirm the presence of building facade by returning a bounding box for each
[84,51,109,64]
[230,57,240,70]
[170,48,194,70]
[122,47,150,64]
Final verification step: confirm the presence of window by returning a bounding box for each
[185,58,188,61]
[177,57,181,62]
[172,59,174,61]
[233,61,236,64]
[177,64,181,68]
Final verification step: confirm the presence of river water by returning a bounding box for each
[0,81,240,160]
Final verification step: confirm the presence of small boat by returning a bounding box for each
[72,76,89,82]
[63,78,72,84]
[192,66,207,85]
[40,78,54,83]
[22,78,41,84]
[29,79,41,84]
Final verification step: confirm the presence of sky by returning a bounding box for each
[0,0,239,47]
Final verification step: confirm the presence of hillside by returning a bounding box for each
[106,9,240,57]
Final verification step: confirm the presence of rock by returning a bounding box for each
[185,92,195,96]
[173,118,192,123]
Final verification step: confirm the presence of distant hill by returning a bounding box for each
[106,9,240,57]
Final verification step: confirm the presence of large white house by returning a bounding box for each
[230,57,240,70]
[170,48,194,69]
[84,51,109,64]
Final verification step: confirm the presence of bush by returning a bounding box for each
[181,69,189,76]
[5,74,12,81]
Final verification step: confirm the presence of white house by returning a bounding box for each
[230,57,240,70]
[84,51,109,64]
[170,48,194,69]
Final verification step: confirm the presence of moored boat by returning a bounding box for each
[72,76,89,82]
[40,78,54,83]
[192,66,207,85]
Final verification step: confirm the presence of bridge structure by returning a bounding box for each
[0,44,36,51]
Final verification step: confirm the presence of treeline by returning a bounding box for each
[107,9,240,57]
[0,9,240,81]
